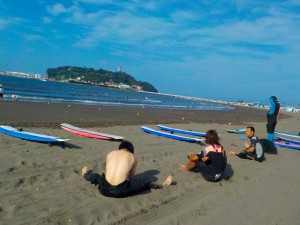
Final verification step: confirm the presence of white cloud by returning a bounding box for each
[23,34,42,41]
[47,3,69,16]
[42,17,52,24]
[0,17,23,29]
[0,18,7,29]
[46,0,300,69]
[77,0,113,4]
[72,10,173,48]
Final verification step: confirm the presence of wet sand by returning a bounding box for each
[0,101,290,127]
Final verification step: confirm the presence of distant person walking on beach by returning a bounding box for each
[179,130,227,182]
[228,126,264,162]
[267,96,280,142]
[0,84,3,100]
[12,93,19,101]
[82,140,173,198]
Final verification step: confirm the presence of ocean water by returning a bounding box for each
[0,75,234,111]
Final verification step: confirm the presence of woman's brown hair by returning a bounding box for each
[205,130,220,145]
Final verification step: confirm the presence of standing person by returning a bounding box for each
[228,126,264,162]
[179,130,227,182]
[82,140,173,198]
[12,93,19,101]
[0,84,3,100]
[267,96,280,142]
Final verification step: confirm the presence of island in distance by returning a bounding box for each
[46,66,158,93]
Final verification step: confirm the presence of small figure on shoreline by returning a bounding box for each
[12,93,19,101]
[0,84,3,100]
[82,140,173,198]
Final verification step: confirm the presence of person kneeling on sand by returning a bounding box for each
[179,130,227,182]
[228,126,264,162]
[82,140,173,198]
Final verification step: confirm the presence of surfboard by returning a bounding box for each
[157,124,205,137]
[0,125,69,143]
[61,123,124,140]
[226,129,246,134]
[141,126,204,143]
[275,131,300,139]
[274,140,300,150]
[276,136,300,145]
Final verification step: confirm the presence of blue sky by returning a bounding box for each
[0,0,300,105]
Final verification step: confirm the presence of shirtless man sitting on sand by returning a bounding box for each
[82,140,173,198]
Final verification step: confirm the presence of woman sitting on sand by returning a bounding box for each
[179,130,227,182]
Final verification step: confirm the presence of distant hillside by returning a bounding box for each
[46,66,158,92]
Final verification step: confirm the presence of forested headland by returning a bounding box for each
[46,66,158,92]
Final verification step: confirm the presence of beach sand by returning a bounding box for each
[0,101,299,225]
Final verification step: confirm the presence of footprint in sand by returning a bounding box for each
[28,175,38,185]
[59,171,65,179]
[7,167,16,173]
[14,178,25,187]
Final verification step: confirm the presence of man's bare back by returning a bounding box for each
[81,140,173,198]
[105,149,137,185]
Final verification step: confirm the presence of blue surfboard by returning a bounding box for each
[0,125,69,143]
[274,140,300,150]
[226,129,246,134]
[141,126,204,143]
[157,124,205,137]
[275,131,300,139]
[276,136,300,145]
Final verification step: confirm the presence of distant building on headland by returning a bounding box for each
[0,70,41,79]
[117,66,122,72]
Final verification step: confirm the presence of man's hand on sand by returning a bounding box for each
[228,151,237,156]
[81,166,88,177]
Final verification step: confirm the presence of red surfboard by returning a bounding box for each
[61,123,123,141]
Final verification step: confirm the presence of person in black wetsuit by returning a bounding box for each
[267,96,280,142]
[0,84,3,100]
[81,140,173,198]
[228,126,264,162]
[179,130,227,182]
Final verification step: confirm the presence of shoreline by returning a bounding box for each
[0,101,291,128]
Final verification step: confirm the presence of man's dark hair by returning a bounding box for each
[119,140,134,154]
[247,126,255,133]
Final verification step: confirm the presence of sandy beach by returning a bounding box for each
[0,101,299,225]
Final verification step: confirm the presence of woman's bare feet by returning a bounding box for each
[178,161,197,170]
[228,151,237,156]
[162,175,173,187]
[81,166,88,177]
[178,165,188,171]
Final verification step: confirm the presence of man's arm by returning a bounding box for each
[245,137,257,153]
[128,157,137,180]
[228,145,254,156]
[245,145,255,153]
